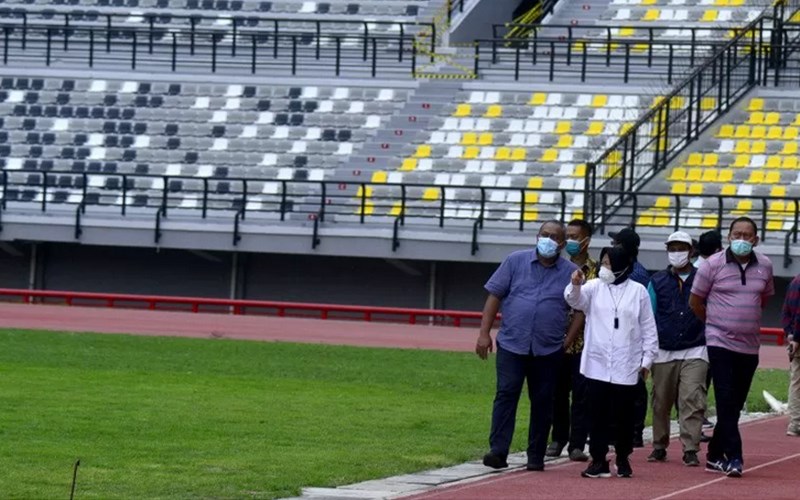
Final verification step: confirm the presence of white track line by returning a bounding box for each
[650,452,800,500]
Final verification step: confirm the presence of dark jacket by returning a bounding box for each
[649,267,705,351]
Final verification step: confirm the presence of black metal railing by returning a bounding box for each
[0,22,419,76]
[492,23,765,41]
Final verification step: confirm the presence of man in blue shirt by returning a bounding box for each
[610,226,650,447]
[476,220,578,472]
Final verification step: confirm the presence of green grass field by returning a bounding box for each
[0,329,789,499]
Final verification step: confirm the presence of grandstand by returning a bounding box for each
[0,0,797,315]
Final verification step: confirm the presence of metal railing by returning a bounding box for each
[492,23,766,41]
[0,21,420,76]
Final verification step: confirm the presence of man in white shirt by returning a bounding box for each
[565,246,659,479]
[646,231,708,467]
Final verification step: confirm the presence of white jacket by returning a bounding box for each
[565,278,659,386]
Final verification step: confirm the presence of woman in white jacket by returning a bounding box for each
[564,245,659,479]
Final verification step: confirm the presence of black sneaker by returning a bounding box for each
[647,449,667,462]
[581,460,611,478]
[632,434,644,448]
[683,451,700,467]
[526,459,545,472]
[726,458,743,478]
[568,448,589,462]
[705,458,727,473]
[482,452,508,469]
[545,441,566,458]
[616,458,633,478]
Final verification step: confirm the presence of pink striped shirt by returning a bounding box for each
[691,248,775,354]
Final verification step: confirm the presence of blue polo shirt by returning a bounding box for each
[485,250,577,356]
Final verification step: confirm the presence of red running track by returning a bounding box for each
[0,302,792,369]
[405,416,799,500]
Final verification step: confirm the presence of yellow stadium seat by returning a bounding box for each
[794,114,800,126]
[619,27,635,36]
[701,97,716,111]
[701,168,719,182]
[371,171,388,183]
[733,154,750,168]
[528,177,543,189]
[495,147,511,160]
[767,219,784,231]
[454,103,471,117]
[356,186,373,198]
[702,10,718,22]
[620,123,634,134]
[752,141,766,154]
[782,142,798,155]
[524,210,538,222]
[686,152,703,166]
[730,0,744,5]
[784,127,798,140]
[525,192,539,204]
[718,169,733,182]
[529,93,547,106]
[389,202,403,217]
[401,158,418,171]
[413,145,431,158]
[734,141,750,154]
[592,95,608,107]
[751,126,766,139]
[462,146,480,159]
[765,112,780,125]
[655,196,671,208]
[541,149,558,162]
[637,213,655,226]
[556,135,574,148]
[766,126,783,140]
[355,201,374,216]
[734,125,751,139]
[766,171,781,183]
[574,164,587,177]
[747,111,764,124]
[478,133,493,146]
[703,153,719,167]
[555,121,572,134]
[766,156,782,169]
[733,200,752,214]
[652,211,671,226]
[461,132,478,145]
[687,168,703,181]
[748,98,764,111]
[671,182,687,194]
[485,105,502,118]
[688,184,704,194]
[511,148,526,161]
[746,170,765,183]
[769,200,786,214]
[586,122,604,136]
[422,187,440,200]
[785,157,799,169]
[643,9,659,20]
[717,124,735,138]
[714,0,728,5]
[702,215,718,228]
[721,184,736,196]
[668,167,687,181]
[771,185,787,197]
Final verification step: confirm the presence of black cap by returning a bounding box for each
[609,227,641,249]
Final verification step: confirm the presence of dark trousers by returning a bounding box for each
[586,378,637,463]
[550,352,589,452]
[490,345,562,462]
[707,346,759,462]
[633,377,648,439]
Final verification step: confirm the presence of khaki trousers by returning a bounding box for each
[651,358,709,453]
[789,356,800,432]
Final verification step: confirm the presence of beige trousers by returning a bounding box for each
[651,358,709,453]
[789,356,800,432]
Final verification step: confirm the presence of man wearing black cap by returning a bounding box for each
[610,227,650,447]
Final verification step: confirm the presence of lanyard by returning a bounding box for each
[607,282,628,329]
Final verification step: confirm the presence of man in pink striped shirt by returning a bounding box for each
[689,216,774,478]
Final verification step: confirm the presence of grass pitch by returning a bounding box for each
[0,329,788,498]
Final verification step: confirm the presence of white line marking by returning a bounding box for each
[650,452,800,500]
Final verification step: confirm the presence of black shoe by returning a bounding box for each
[683,451,700,467]
[647,449,667,462]
[568,448,589,462]
[545,441,566,458]
[616,458,633,478]
[633,434,644,448]
[526,460,545,471]
[705,458,727,473]
[482,452,508,469]
[726,458,743,478]
[581,460,611,478]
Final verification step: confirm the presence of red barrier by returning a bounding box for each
[0,288,786,345]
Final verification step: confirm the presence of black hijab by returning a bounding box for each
[599,245,633,285]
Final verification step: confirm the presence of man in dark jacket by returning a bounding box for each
[646,231,708,467]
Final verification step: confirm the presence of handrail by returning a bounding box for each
[0,286,787,341]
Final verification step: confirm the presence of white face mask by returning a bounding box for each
[668,251,690,269]
[598,266,616,284]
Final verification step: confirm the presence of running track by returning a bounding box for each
[405,416,798,500]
